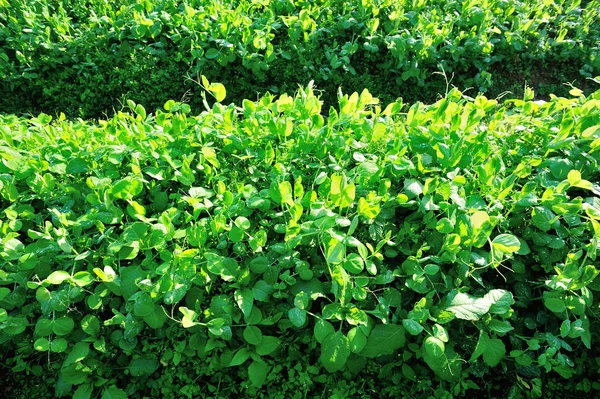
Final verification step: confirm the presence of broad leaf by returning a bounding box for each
[443,291,492,321]
[320,331,350,372]
[128,357,159,376]
[248,360,269,387]
[359,324,405,358]
[491,234,521,253]
[101,386,128,399]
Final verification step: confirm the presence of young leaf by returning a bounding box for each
[491,234,521,254]
[46,270,71,285]
[567,170,581,185]
[471,211,490,230]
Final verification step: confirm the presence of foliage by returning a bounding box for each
[0,0,599,117]
[2,78,600,398]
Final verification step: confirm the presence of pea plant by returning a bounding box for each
[1,78,600,398]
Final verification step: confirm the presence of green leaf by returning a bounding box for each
[288,307,307,327]
[325,238,345,264]
[205,48,219,59]
[248,360,270,387]
[112,177,143,200]
[532,206,555,232]
[235,288,254,318]
[210,83,226,103]
[404,179,423,197]
[46,270,71,285]
[544,297,566,313]
[433,324,449,342]
[252,280,273,301]
[229,348,250,366]
[72,271,94,287]
[73,384,93,399]
[66,158,88,174]
[359,324,406,358]
[34,337,49,351]
[249,257,270,274]
[470,332,505,367]
[243,326,263,345]
[423,336,445,359]
[567,169,581,185]
[255,336,280,356]
[134,293,154,317]
[143,305,167,329]
[101,386,128,399]
[402,319,424,335]
[320,331,350,372]
[491,234,521,253]
[423,264,439,275]
[485,289,515,314]
[63,342,90,366]
[81,315,100,335]
[348,327,367,353]
[51,338,68,353]
[436,218,454,233]
[488,319,514,334]
[444,291,492,321]
[560,319,571,338]
[53,317,75,336]
[471,211,490,230]
[234,216,251,230]
[128,357,159,376]
[122,222,147,242]
[342,253,364,274]
[314,319,335,343]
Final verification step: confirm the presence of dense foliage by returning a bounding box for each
[2,78,600,398]
[1,0,599,117]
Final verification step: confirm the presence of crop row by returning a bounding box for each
[1,80,600,397]
[1,0,599,116]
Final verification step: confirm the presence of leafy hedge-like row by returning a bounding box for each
[1,79,600,398]
[1,0,599,117]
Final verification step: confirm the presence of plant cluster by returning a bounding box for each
[0,0,599,117]
[1,77,600,398]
